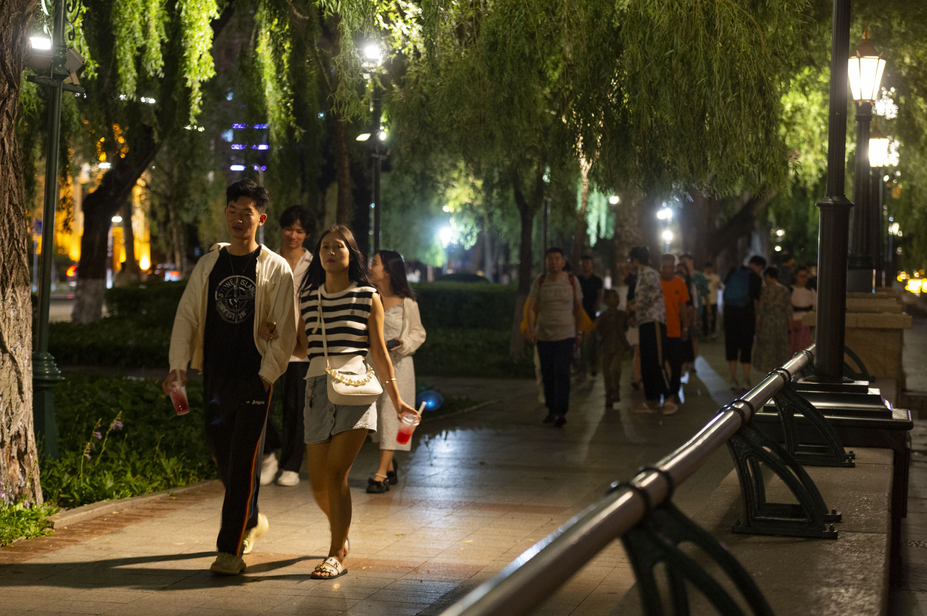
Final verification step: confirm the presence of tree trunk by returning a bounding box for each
[72,125,158,322]
[327,16,353,226]
[704,188,777,261]
[1,0,43,503]
[572,157,591,269]
[121,198,140,278]
[509,168,545,360]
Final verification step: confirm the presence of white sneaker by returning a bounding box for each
[277,470,300,487]
[242,513,269,555]
[260,454,278,486]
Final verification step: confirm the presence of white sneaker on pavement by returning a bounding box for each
[242,513,269,555]
[260,454,278,486]
[277,470,300,487]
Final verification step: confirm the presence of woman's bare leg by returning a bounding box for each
[314,429,367,576]
[374,449,395,480]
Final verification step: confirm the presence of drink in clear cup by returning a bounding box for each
[396,411,421,445]
[170,381,190,416]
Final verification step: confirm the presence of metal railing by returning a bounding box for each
[441,347,817,616]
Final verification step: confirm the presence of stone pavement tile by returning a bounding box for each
[344,598,432,615]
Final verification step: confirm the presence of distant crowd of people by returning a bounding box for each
[524,245,817,418]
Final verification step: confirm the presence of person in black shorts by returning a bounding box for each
[164,179,298,575]
[722,255,765,390]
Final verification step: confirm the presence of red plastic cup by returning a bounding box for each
[170,382,189,416]
[396,411,421,445]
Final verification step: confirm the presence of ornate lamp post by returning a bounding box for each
[28,0,86,459]
[361,43,385,255]
[868,127,890,286]
[847,25,886,292]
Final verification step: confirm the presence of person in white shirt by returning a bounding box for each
[789,266,816,354]
[703,262,722,339]
[260,206,315,488]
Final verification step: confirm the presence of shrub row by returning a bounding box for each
[102,280,518,331]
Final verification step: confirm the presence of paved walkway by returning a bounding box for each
[2,327,924,615]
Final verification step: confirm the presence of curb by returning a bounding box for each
[47,479,221,529]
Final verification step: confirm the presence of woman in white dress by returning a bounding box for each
[366,250,426,493]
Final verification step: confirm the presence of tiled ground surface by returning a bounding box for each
[2,328,923,615]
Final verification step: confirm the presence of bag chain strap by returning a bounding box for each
[318,287,376,386]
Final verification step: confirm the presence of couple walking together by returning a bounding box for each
[164,179,421,579]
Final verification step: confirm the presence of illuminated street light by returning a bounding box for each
[775,246,783,252]
[869,127,890,168]
[609,195,620,205]
[657,208,673,221]
[848,26,886,103]
[776,229,785,238]
[356,133,371,141]
[661,229,673,243]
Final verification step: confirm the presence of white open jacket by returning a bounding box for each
[168,243,297,384]
[394,297,426,357]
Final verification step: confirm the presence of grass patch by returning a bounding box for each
[41,375,216,509]
[0,499,59,546]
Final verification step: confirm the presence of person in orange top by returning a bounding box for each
[659,254,689,413]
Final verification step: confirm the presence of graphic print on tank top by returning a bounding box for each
[215,275,257,324]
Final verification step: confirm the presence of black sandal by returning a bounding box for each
[366,475,389,494]
[386,459,399,485]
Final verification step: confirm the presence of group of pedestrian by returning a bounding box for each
[164,179,426,580]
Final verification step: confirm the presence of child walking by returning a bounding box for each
[596,289,630,408]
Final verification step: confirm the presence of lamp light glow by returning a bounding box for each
[31,36,52,50]
[661,229,673,243]
[869,127,890,167]
[848,25,886,103]
[609,196,620,205]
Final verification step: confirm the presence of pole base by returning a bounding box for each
[32,352,64,460]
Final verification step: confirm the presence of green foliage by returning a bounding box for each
[179,0,220,122]
[49,318,170,368]
[0,500,59,547]
[412,282,515,330]
[41,376,216,509]
[105,280,187,324]
[415,328,534,378]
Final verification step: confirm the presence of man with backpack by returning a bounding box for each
[526,247,584,427]
[722,255,766,390]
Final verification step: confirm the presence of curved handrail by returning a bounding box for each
[441,346,816,616]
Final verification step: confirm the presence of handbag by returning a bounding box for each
[318,291,383,406]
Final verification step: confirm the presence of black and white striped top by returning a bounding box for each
[301,282,377,376]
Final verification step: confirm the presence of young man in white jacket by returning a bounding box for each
[163,179,296,575]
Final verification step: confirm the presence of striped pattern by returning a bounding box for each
[301,283,376,364]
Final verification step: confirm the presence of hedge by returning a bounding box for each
[101,280,518,331]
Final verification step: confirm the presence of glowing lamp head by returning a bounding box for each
[869,127,890,168]
[848,25,886,103]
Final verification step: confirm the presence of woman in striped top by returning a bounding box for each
[293,224,416,580]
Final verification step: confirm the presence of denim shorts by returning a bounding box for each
[303,375,376,444]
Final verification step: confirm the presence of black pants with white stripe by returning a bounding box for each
[203,375,272,556]
[639,321,670,402]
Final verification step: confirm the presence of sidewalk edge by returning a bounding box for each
[47,479,221,529]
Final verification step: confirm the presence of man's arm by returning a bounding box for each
[164,262,205,394]
[259,266,297,384]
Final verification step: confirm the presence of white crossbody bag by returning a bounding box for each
[318,291,383,406]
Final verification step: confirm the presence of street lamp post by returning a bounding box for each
[28,0,86,459]
[362,43,384,255]
[847,25,886,293]
[868,127,890,286]
[811,0,853,382]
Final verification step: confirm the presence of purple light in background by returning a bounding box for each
[253,144,269,150]
[232,123,247,129]
[253,124,268,129]
[231,144,246,150]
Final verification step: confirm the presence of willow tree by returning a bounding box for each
[1,0,42,503]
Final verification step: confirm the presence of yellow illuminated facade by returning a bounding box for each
[36,167,152,277]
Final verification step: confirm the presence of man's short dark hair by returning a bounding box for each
[660,253,676,264]
[781,251,793,262]
[748,255,767,268]
[680,253,694,262]
[581,255,593,262]
[226,179,270,212]
[545,247,564,257]
[604,289,619,300]
[629,246,650,264]
[279,205,315,236]
[763,265,779,280]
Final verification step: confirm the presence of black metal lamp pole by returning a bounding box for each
[30,0,85,458]
[848,100,873,291]
[812,0,853,382]
[372,82,382,255]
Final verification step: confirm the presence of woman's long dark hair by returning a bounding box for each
[300,225,372,294]
[377,250,415,300]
